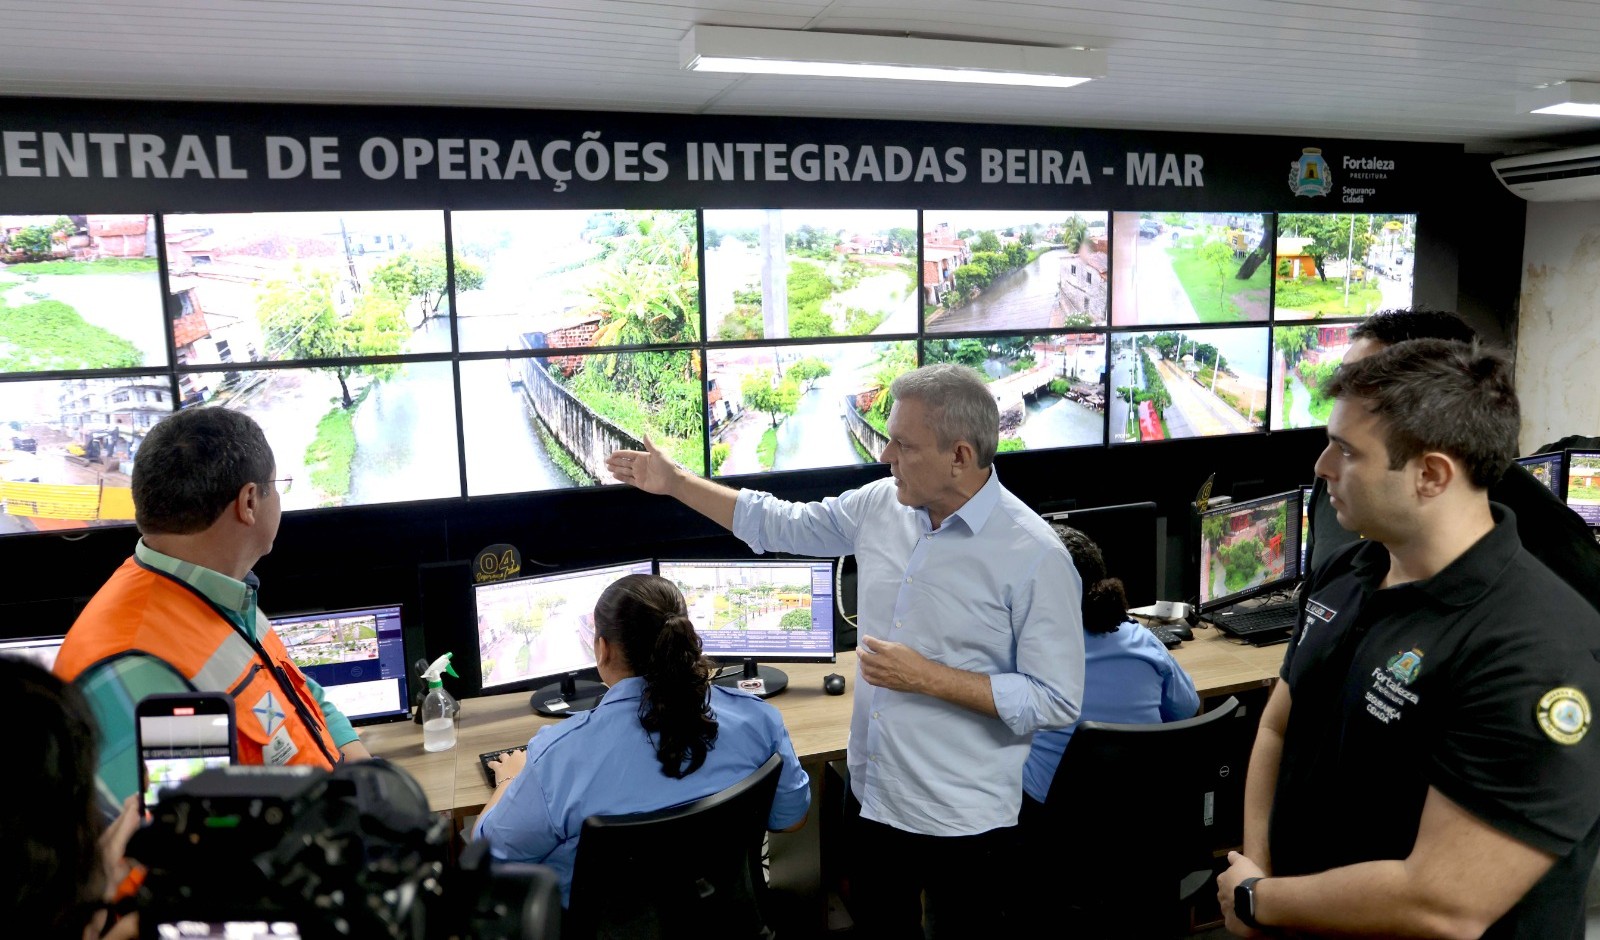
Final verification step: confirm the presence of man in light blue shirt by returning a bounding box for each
[607,363,1085,937]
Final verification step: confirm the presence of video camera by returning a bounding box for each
[127,759,559,940]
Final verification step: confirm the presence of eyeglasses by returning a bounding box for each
[271,476,294,495]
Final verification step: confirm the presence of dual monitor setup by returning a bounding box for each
[474,558,836,717]
[1514,450,1600,531]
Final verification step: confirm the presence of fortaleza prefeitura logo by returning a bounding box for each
[1289,148,1332,197]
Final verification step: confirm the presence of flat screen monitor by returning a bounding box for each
[1197,491,1302,612]
[1564,450,1600,528]
[1517,452,1565,501]
[473,559,654,716]
[271,604,411,725]
[1038,501,1159,608]
[656,558,836,698]
[0,634,65,672]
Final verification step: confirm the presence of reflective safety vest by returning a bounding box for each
[55,558,341,770]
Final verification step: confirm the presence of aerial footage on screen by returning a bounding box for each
[658,561,833,659]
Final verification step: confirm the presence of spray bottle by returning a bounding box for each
[420,652,460,752]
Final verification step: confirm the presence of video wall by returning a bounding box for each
[0,206,1416,536]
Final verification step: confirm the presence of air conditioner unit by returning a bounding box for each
[1491,144,1600,201]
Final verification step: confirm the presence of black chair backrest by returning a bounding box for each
[565,753,784,940]
[1044,696,1249,896]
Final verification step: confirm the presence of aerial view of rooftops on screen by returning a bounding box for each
[276,611,381,666]
[1274,214,1415,320]
[1200,496,1294,606]
[1110,327,1268,443]
[1110,212,1270,326]
[922,210,1109,333]
[921,332,1106,452]
[702,209,918,342]
[657,560,834,660]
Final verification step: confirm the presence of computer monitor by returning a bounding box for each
[1196,490,1303,612]
[271,604,412,725]
[1038,501,1160,608]
[1517,452,1566,501]
[1564,450,1600,528]
[656,558,836,698]
[0,634,65,672]
[473,559,654,717]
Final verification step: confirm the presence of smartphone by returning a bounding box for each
[136,692,236,813]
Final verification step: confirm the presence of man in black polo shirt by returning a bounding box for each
[1220,339,1600,938]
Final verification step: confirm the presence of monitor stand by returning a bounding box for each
[530,673,607,718]
[713,658,788,699]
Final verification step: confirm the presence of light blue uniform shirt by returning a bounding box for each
[1022,621,1201,803]
[474,677,810,906]
[733,470,1085,837]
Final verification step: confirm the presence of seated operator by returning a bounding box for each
[54,407,369,810]
[474,573,811,907]
[1019,524,1200,827]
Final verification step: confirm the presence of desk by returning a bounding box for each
[365,631,1284,815]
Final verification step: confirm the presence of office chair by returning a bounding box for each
[1034,696,1250,938]
[456,838,565,939]
[564,753,783,940]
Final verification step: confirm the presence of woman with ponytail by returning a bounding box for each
[1019,525,1199,824]
[474,574,810,907]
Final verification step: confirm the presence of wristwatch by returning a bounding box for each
[1234,876,1264,930]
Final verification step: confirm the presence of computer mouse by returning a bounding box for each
[1166,623,1194,642]
[823,673,846,695]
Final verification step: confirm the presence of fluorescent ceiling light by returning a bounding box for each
[1525,81,1600,118]
[681,25,1106,89]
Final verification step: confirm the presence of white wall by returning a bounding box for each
[1516,201,1600,452]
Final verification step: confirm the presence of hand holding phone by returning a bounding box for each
[135,692,236,813]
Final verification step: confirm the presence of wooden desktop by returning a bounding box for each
[363,627,1285,817]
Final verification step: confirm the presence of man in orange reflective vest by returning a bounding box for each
[55,407,371,810]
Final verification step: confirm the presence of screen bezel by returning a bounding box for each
[655,556,838,665]
[1515,451,1567,503]
[268,603,413,726]
[0,633,66,671]
[471,558,655,695]
[1195,489,1303,612]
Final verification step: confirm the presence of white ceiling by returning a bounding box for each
[3,0,1598,152]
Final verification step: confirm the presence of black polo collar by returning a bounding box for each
[1347,503,1521,609]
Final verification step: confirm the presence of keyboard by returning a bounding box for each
[479,745,528,788]
[1209,601,1298,638]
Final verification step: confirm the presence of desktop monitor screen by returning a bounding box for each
[656,559,837,662]
[473,560,654,691]
[1565,451,1600,528]
[1038,501,1159,608]
[1197,491,1302,611]
[1517,452,1565,502]
[272,604,411,725]
[0,634,65,672]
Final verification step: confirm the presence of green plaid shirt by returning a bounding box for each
[75,540,358,810]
